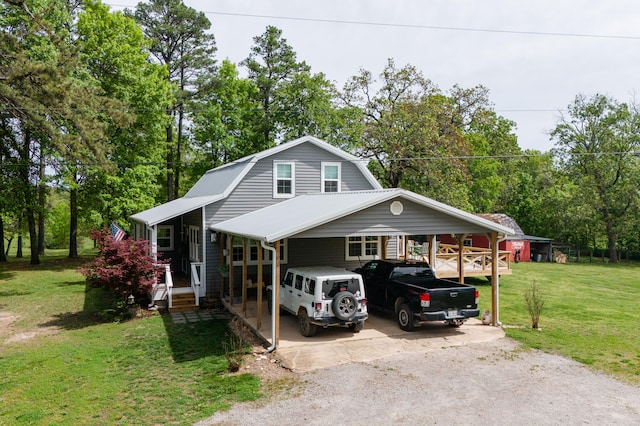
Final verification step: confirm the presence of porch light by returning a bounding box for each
[210,232,218,243]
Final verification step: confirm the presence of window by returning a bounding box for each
[345,236,381,261]
[321,162,341,193]
[232,238,288,265]
[157,225,174,251]
[273,161,295,198]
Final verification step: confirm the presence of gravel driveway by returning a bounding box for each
[199,337,640,425]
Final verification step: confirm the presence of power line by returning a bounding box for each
[105,3,640,41]
[1,151,637,169]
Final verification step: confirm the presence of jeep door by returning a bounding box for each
[282,270,294,310]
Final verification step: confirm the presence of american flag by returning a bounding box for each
[111,223,126,241]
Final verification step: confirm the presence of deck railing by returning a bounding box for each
[407,242,511,278]
[163,264,174,309]
[190,262,202,307]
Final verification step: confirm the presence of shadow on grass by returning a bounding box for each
[38,286,117,330]
[161,313,230,363]
[0,256,93,273]
[0,289,34,297]
[39,310,107,330]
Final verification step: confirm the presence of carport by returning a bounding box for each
[211,188,514,351]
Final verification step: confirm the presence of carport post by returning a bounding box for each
[256,243,263,330]
[275,240,281,345]
[491,232,499,326]
[427,235,436,266]
[242,238,248,315]
[456,234,468,283]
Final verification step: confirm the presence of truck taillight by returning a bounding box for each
[419,292,430,308]
[475,290,479,305]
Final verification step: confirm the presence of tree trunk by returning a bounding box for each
[166,117,174,202]
[604,218,618,263]
[0,216,6,262]
[16,235,23,258]
[68,182,78,258]
[37,145,45,255]
[175,104,183,198]
[26,207,40,265]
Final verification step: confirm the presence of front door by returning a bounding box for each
[188,226,200,262]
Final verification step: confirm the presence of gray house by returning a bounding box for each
[130,136,513,338]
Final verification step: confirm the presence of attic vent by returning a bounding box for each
[390,201,403,216]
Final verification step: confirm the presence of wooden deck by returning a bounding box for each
[407,243,512,279]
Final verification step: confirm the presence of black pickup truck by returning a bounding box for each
[356,260,479,331]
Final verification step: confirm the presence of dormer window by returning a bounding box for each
[321,162,341,193]
[274,161,295,198]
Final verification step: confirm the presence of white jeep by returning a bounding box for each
[267,266,368,337]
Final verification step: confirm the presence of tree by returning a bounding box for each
[1,0,115,264]
[76,0,172,251]
[551,94,640,263]
[130,0,216,200]
[242,25,308,147]
[341,59,499,209]
[190,59,261,177]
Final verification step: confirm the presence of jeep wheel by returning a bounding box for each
[298,310,317,337]
[348,321,364,333]
[332,292,357,321]
[397,303,415,331]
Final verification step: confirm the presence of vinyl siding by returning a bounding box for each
[204,143,378,295]
[293,197,491,238]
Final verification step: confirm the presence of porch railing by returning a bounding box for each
[190,262,202,307]
[163,264,174,309]
[407,243,511,277]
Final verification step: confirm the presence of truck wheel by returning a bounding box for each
[332,292,357,321]
[397,303,415,331]
[349,321,364,333]
[299,310,317,337]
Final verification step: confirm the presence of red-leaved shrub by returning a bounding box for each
[80,228,170,300]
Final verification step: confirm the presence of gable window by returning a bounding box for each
[157,225,174,251]
[345,236,381,261]
[274,161,295,198]
[321,162,341,193]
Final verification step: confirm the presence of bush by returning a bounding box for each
[524,280,545,329]
[80,228,169,301]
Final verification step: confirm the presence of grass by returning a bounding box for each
[0,252,262,425]
[474,260,640,384]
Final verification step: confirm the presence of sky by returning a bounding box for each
[109,0,640,152]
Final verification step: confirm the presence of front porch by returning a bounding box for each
[150,263,203,313]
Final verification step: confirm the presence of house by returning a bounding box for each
[438,213,552,262]
[130,136,514,346]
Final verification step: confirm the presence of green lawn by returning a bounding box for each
[475,260,640,384]
[0,253,262,425]
[2,255,639,425]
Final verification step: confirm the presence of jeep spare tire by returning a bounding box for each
[332,291,357,321]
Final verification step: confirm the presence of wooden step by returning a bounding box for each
[169,304,198,313]
[169,290,197,312]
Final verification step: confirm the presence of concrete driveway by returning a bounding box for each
[227,301,504,372]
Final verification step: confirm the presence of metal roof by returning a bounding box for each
[210,189,515,242]
[130,195,220,226]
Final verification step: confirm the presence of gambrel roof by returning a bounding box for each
[131,136,382,226]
